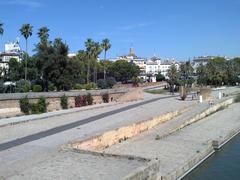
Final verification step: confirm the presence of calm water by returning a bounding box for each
[184,134,240,180]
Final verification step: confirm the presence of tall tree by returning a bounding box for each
[101,39,111,80]
[167,64,179,94]
[92,42,102,83]
[37,26,49,44]
[85,39,94,84]
[0,22,4,38]
[20,24,33,80]
[0,22,4,52]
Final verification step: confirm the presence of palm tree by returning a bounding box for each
[20,24,33,80]
[92,42,102,83]
[37,26,49,44]
[85,39,94,84]
[101,39,111,80]
[0,22,4,52]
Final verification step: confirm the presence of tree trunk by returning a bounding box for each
[25,39,28,80]
[104,50,106,80]
[87,57,90,84]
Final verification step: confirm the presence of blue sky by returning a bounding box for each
[0,0,240,60]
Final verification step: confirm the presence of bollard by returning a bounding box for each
[199,95,203,103]
[218,92,222,99]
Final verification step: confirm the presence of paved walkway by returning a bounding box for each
[0,93,195,179]
[0,87,239,179]
[104,103,240,178]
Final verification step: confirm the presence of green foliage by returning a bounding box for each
[106,77,116,88]
[156,72,165,82]
[36,96,47,113]
[48,83,56,91]
[74,83,84,90]
[86,93,93,105]
[16,80,31,93]
[19,96,30,114]
[97,79,108,89]
[132,76,140,87]
[84,83,97,90]
[109,60,140,82]
[102,93,109,103]
[32,85,42,92]
[97,77,116,89]
[60,95,68,109]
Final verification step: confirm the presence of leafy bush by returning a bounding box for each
[102,93,109,103]
[84,83,97,90]
[132,77,140,87]
[75,95,87,107]
[74,83,84,90]
[106,77,116,88]
[19,96,31,114]
[32,85,42,92]
[97,77,116,89]
[61,94,68,109]
[37,96,47,113]
[16,79,31,93]
[97,79,108,89]
[86,93,93,105]
[31,103,40,114]
[156,72,165,82]
[48,83,56,91]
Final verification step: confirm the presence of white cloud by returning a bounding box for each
[0,0,43,8]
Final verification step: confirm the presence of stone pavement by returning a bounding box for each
[103,102,240,179]
[0,87,239,180]
[0,93,196,179]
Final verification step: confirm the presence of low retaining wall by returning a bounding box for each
[71,108,187,151]
[0,88,143,118]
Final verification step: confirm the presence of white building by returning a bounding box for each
[0,38,23,72]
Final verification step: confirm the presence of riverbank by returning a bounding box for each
[100,99,240,179]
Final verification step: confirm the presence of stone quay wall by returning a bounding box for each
[0,88,143,118]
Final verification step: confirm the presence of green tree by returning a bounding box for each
[109,60,140,82]
[0,21,4,38]
[101,39,111,80]
[167,65,179,94]
[179,61,194,86]
[85,39,94,84]
[20,24,33,80]
[37,26,49,44]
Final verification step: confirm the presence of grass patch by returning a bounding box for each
[145,89,168,94]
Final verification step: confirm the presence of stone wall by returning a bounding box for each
[0,88,143,118]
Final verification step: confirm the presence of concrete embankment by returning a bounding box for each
[71,97,240,180]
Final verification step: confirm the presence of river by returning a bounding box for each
[184,134,240,180]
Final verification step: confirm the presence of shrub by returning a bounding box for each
[97,79,108,89]
[86,93,93,105]
[61,94,68,109]
[37,96,47,113]
[106,77,116,88]
[74,83,84,90]
[32,85,42,92]
[132,77,140,87]
[102,93,109,103]
[16,79,31,93]
[31,103,40,114]
[156,72,165,82]
[48,83,56,91]
[84,83,97,90]
[19,96,31,114]
[75,95,87,107]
